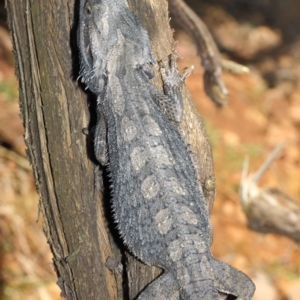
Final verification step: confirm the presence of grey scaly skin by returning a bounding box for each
[77,0,255,299]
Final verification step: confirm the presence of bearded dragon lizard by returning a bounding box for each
[77,0,255,299]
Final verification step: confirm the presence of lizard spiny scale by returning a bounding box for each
[78,0,255,299]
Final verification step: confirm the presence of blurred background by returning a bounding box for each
[0,0,300,299]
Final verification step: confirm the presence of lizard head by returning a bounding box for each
[77,0,111,94]
[77,0,156,95]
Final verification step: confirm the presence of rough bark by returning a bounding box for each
[6,0,215,299]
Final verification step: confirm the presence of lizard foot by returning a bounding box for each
[137,272,180,300]
[160,54,193,89]
[155,54,193,123]
[210,259,256,300]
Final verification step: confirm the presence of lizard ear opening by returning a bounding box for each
[138,64,154,80]
[84,0,92,17]
[85,4,92,16]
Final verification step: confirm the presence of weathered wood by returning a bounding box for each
[240,145,300,244]
[6,1,117,299]
[6,0,215,299]
[245,188,300,244]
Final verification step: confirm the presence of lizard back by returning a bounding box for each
[102,40,213,266]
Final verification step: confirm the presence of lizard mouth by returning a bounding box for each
[78,20,102,94]
[85,43,93,71]
[78,27,89,76]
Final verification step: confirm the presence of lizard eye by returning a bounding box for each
[85,4,92,16]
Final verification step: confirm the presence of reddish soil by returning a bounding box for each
[1,1,299,299]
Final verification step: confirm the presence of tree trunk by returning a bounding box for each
[5,0,215,299]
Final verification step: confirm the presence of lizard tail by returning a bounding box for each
[179,252,220,300]
[178,251,255,300]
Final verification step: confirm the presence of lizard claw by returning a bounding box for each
[182,65,194,81]
[160,54,191,86]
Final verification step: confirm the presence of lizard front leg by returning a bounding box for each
[91,104,108,192]
[94,104,108,166]
[154,54,192,123]
[210,259,255,300]
[137,272,180,300]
